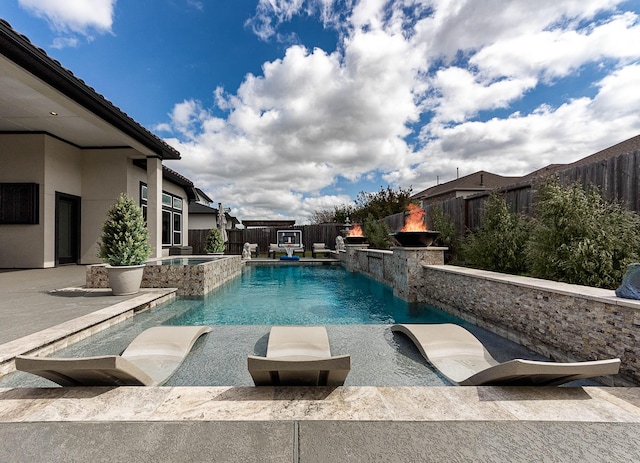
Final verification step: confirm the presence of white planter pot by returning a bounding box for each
[107,264,145,296]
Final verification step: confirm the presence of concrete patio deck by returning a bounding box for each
[1,266,639,462]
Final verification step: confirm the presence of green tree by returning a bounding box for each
[526,180,640,288]
[309,186,412,224]
[460,193,529,273]
[352,185,414,222]
[98,193,152,266]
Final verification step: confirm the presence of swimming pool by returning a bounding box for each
[0,265,566,388]
[164,265,460,326]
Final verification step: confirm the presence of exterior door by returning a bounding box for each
[56,193,81,265]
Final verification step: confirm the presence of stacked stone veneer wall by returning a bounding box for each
[86,256,243,296]
[419,265,640,385]
[340,245,446,302]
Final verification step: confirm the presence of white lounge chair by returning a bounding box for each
[248,326,351,386]
[391,323,621,386]
[312,243,332,258]
[15,326,211,386]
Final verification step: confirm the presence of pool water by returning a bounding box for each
[164,265,461,326]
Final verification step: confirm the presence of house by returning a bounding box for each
[0,20,192,268]
[188,188,238,231]
[412,171,520,207]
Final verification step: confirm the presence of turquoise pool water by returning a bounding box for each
[164,265,461,326]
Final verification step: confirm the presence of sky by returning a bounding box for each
[2,0,640,223]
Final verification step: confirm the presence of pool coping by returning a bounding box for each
[0,288,176,376]
[1,385,640,424]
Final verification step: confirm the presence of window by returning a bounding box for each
[0,183,39,224]
[140,183,183,246]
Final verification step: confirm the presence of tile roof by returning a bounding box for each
[0,19,180,160]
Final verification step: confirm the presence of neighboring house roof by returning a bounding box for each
[0,20,180,160]
[567,134,640,168]
[242,220,296,228]
[412,171,519,201]
[189,202,219,215]
[195,188,213,204]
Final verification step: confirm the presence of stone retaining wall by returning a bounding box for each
[419,265,640,385]
[340,246,446,302]
[86,256,243,296]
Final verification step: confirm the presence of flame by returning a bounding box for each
[401,204,427,232]
[348,224,364,236]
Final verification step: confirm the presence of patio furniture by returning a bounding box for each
[391,323,620,386]
[248,326,351,386]
[15,326,211,386]
[312,243,332,258]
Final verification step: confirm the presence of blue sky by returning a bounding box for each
[2,1,640,223]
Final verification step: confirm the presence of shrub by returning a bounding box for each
[363,214,391,250]
[460,193,529,274]
[205,227,225,253]
[98,193,152,266]
[430,206,458,262]
[526,180,640,288]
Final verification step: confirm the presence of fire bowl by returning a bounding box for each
[344,235,368,244]
[389,231,440,247]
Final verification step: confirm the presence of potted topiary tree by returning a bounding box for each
[97,193,152,295]
[205,227,225,254]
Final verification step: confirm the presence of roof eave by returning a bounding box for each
[0,20,180,160]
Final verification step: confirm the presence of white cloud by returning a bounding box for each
[408,63,640,184]
[19,0,116,46]
[162,0,640,222]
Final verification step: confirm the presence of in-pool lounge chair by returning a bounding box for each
[248,326,351,386]
[15,326,211,386]
[391,323,620,386]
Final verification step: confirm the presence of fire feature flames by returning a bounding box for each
[401,204,427,232]
[348,224,364,236]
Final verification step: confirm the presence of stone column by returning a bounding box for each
[392,246,446,302]
[344,244,369,272]
[146,156,163,259]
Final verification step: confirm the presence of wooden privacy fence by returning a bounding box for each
[189,224,345,256]
[424,150,640,236]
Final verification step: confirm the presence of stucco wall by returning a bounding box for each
[419,265,640,385]
[81,149,130,264]
[189,215,216,231]
[0,134,46,268]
